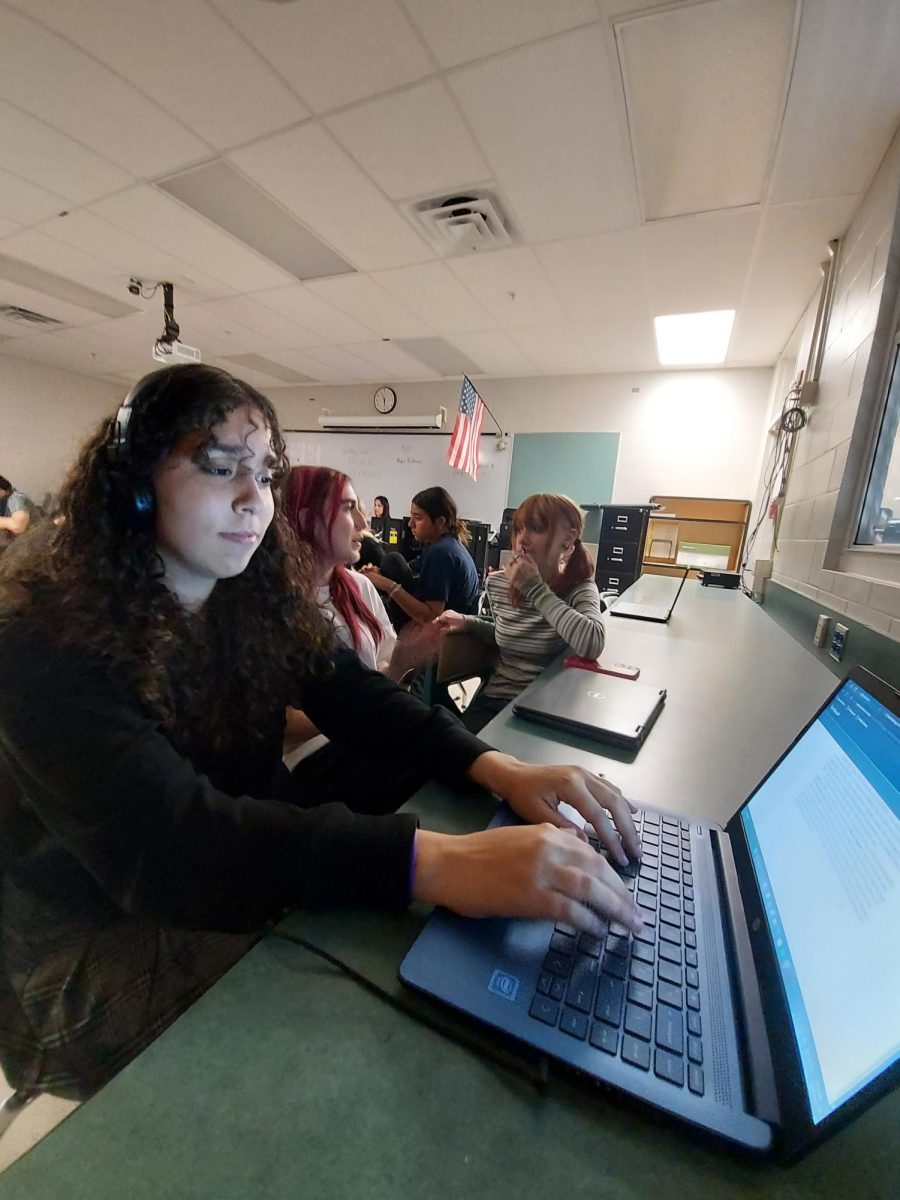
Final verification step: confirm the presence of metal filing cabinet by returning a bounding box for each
[595,505,651,596]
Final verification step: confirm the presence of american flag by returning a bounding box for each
[447,377,485,481]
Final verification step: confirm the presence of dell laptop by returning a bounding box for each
[400,667,900,1159]
[611,568,689,623]
[512,669,666,750]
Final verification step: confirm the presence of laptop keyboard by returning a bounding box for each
[528,811,705,1096]
[611,602,669,620]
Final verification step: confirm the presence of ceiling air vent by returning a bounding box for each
[0,304,64,326]
[407,190,514,256]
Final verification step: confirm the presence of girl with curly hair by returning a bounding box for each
[438,494,606,733]
[0,366,639,1104]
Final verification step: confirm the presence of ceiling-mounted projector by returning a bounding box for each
[152,339,201,364]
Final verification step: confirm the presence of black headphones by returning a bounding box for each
[105,369,174,532]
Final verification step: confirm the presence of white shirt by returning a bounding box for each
[285,570,397,766]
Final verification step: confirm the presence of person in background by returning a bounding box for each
[0,475,36,550]
[0,366,640,1104]
[370,495,391,540]
[438,493,605,734]
[362,486,480,625]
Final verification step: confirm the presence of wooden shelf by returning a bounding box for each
[644,494,751,574]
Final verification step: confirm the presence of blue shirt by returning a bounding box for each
[413,535,480,614]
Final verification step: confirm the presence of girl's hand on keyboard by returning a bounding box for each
[412,825,643,935]
[467,752,641,865]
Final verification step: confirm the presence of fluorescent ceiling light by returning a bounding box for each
[653,309,735,366]
[393,337,483,377]
[0,252,138,319]
[157,161,355,281]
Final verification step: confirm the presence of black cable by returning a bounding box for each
[269,927,551,1094]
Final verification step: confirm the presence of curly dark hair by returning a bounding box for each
[0,364,333,751]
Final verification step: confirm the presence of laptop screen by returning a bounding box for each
[740,678,900,1124]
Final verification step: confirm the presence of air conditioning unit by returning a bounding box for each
[318,409,446,430]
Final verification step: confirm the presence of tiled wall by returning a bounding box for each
[771,124,900,642]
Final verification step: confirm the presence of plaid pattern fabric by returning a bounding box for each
[0,878,257,1101]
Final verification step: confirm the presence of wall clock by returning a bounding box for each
[374,386,397,414]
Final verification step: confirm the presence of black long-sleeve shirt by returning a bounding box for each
[0,628,490,934]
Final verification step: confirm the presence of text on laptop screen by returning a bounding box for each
[740,679,900,1124]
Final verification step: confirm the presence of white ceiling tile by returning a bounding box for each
[576,318,658,371]
[535,230,648,323]
[0,99,132,203]
[305,276,435,339]
[769,0,900,203]
[30,211,233,303]
[743,196,861,311]
[727,304,801,364]
[295,344,384,383]
[343,341,443,381]
[404,0,599,68]
[326,81,489,201]
[1,331,113,375]
[507,325,596,374]
[369,262,496,334]
[641,210,761,314]
[448,247,567,328]
[90,187,294,292]
[176,304,283,354]
[0,8,209,177]
[250,284,375,343]
[449,27,639,242]
[264,348,357,384]
[208,0,432,113]
[0,168,67,225]
[446,330,540,377]
[617,0,796,220]
[230,124,432,271]
[199,296,323,348]
[4,0,309,150]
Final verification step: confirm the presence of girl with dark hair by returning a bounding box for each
[438,494,605,733]
[362,485,480,624]
[369,494,390,539]
[0,368,640,1104]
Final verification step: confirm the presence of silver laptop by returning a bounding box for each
[512,669,666,750]
[611,568,689,623]
[400,668,900,1159]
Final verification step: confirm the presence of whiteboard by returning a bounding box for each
[283,431,513,529]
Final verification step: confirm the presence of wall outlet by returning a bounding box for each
[829,622,849,661]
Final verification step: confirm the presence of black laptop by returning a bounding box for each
[512,668,666,750]
[611,567,689,623]
[400,668,900,1160]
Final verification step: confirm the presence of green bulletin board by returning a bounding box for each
[507,433,619,512]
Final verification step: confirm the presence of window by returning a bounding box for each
[857,331,900,546]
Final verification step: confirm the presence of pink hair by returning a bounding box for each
[283,466,384,653]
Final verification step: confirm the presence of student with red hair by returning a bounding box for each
[438,493,605,733]
[284,466,395,674]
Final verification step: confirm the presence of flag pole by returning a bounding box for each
[463,376,505,436]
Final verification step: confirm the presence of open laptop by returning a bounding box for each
[611,567,688,623]
[400,667,900,1159]
[512,669,665,750]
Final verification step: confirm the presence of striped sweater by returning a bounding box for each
[462,570,605,701]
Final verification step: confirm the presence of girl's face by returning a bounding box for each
[152,405,276,610]
[514,517,577,579]
[319,481,365,569]
[373,498,384,518]
[408,503,445,545]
